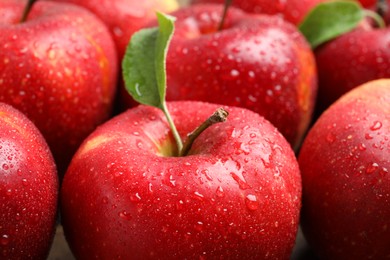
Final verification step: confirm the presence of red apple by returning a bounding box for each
[141,4,317,150]
[298,79,390,259]
[61,101,302,259]
[51,0,179,59]
[0,102,58,259]
[190,0,329,25]
[314,7,390,113]
[0,0,118,175]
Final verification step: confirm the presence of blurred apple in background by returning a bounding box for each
[298,79,390,259]
[314,15,390,113]
[139,4,317,150]
[0,102,58,259]
[0,0,118,175]
[51,0,179,59]
[190,0,329,25]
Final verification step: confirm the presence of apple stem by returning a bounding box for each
[218,0,233,31]
[20,0,38,23]
[179,108,229,157]
[377,0,388,18]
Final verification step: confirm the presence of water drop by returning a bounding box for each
[231,172,250,190]
[130,193,142,202]
[2,164,9,170]
[118,211,132,221]
[1,234,9,246]
[365,133,374,140]
[194,191,204,200]
[366,163,379,174]
[370,121,382,131]
[230,69,239,77]
[216,186,224,197]
[245,194,259,211]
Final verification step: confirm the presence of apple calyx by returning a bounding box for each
[20,0,38,23]
[180,107,229,156]
[122,12,228,157]
[217,0,233,31]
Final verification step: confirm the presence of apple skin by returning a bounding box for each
[0,0,118,175]
[0,102,58,259]
[51,0,179,59]
[146,4,317,150]
[190,0,328,25]
[298,79,390,259]
[61,101,302,259]
[314,22,390,113]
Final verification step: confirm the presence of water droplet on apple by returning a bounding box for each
[230,172,250,190]
[358,143,367,151]
[366,163,379,174]
[0,234,9,245]
[245,194,259,211]
[102,196,109,204]
[216,186,224,198]
[193,191,204,200]
[365,133,374,140]
[194,221,204,232]
[130,193,142,202]
[370,121,382,131]
[2,164,9,170]
[113,26,123,37]
[21,179,28,186]
[118,211,132,221]
[230,69,239,77]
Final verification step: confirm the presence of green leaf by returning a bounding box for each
[122,12,176,109]
[298,1,364,49]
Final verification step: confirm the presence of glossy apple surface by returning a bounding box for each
[298,79,390,259]
[0,102,58,259]
[191,0,328,25]
[147,4,317,149]
[314,19,390,113]
[61,101,302,259]
[0,0,118,175]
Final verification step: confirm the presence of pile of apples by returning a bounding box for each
[0,0,389,259]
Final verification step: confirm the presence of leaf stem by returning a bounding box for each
[161,102,183,154]
[20,0,38,23]
[364,9,386,28]
[218,0,233,31]
[179,108,229,157]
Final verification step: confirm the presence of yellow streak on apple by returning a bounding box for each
[85,34,112,105]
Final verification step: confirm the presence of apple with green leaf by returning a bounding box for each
[0,102,58,259]
[298,0,390,113]
[129,3,318,150]
[0,0,118,175]
[61,12,302,259]
[298,79,390,259]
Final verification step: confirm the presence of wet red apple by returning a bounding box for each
[298,79,390,259]
[0,102,58,259]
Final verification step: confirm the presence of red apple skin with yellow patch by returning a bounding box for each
[155,4,317,149]
[61,101,302,259]
[298,79,390,259]
[0,102,58,259]
[0,0,118,175]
